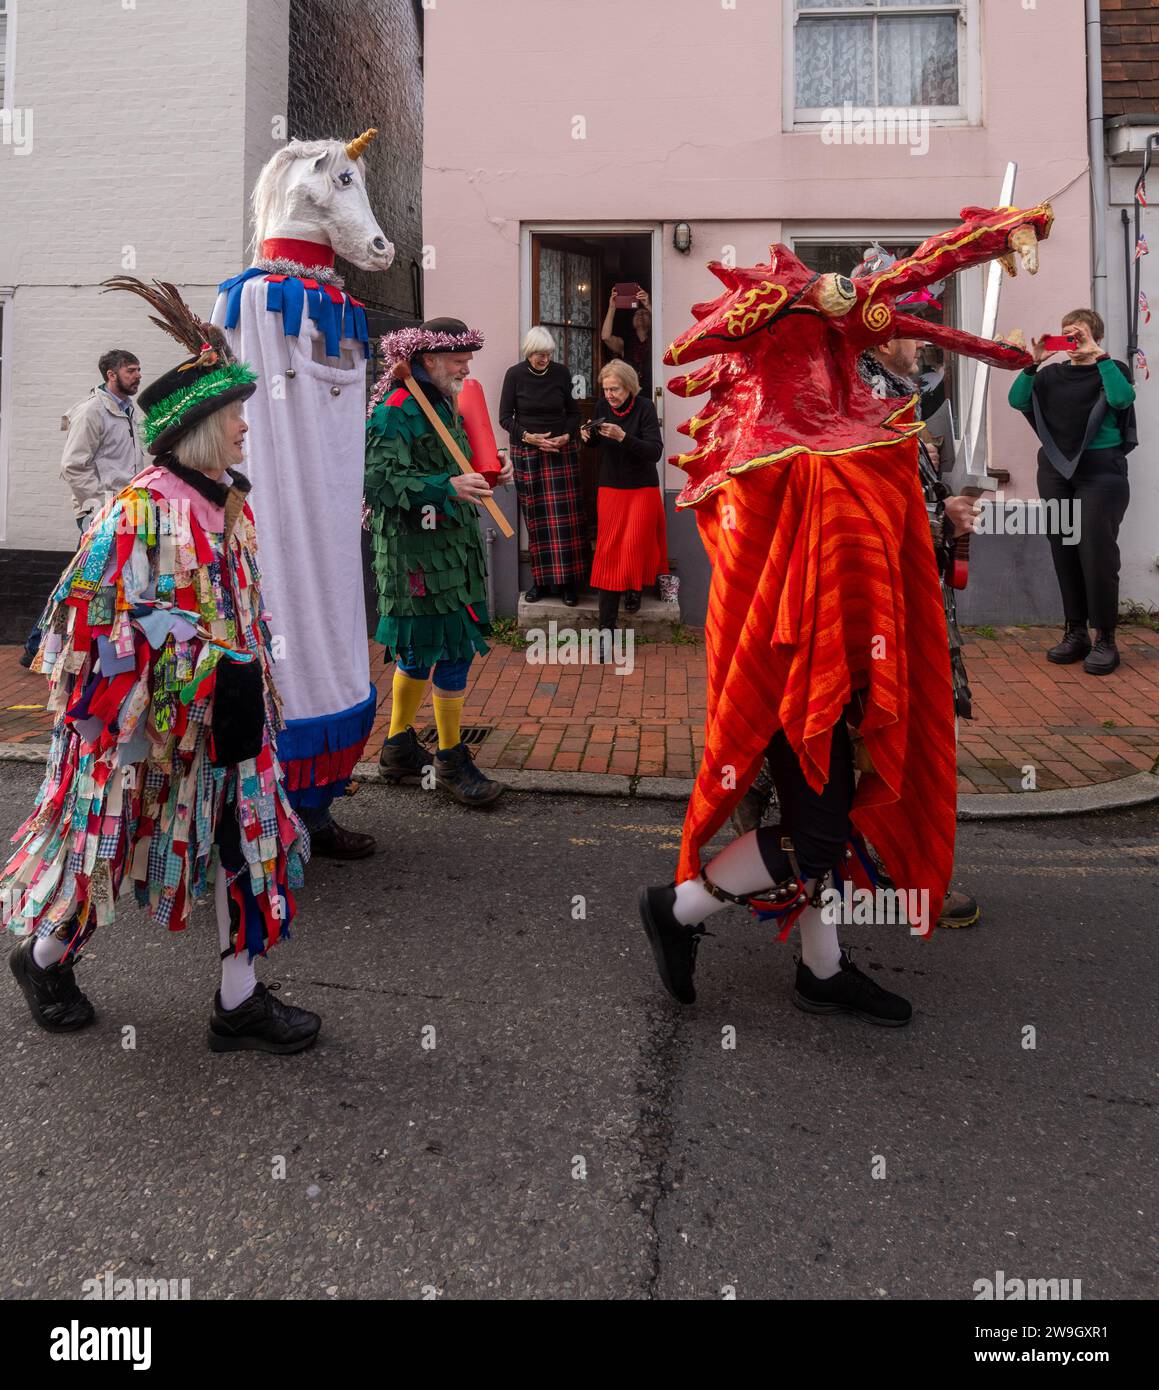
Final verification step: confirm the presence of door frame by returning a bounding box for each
[520,221,663,428]
[519,223,665,572]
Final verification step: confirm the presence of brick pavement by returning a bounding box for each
[2,627,1157,795]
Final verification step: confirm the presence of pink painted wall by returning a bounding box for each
[423,0,1092,616]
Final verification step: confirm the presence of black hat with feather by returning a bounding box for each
[101,276,258,456]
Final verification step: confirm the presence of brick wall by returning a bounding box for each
[0,549,74,644]
[288,0,424,322]
[1101,0,1159,117]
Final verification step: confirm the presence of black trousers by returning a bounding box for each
[1036,448,1130,631]
[755,717,855,883]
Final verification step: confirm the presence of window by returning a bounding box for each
[794,237,962,433]
[535,243,596,398]
[789,0,975,126]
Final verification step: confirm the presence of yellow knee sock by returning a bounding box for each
[389,669,429,737]
[432,690,466,751]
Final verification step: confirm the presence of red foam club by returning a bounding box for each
[260,237,336,270]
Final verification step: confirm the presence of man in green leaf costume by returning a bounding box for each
[365,318,511,806]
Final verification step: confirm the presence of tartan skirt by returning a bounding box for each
[511,441,587,586]
[590,485,668,591]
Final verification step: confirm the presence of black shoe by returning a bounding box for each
[208,982,321,1054]
[378,726,430,784]
[18,651,34,669]
[624,590,642,614]
[308,819,376,860]
[638,884,709,1005]
[434,742,505,806]
[524,585,543,603]
[1046,622,1091,665]
[1083,629,1120,676]
[561,586,579,607]
[9,934,95,1033]
[793,949,911,1026]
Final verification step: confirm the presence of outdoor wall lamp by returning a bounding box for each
[673,222,692,254]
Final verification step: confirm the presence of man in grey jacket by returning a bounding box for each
[59,348,146,526]
[20,350,146,666]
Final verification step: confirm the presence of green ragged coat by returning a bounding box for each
[364,382,490,667]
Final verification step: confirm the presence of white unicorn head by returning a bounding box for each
[251,129,395,272]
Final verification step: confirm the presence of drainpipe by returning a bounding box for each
[484,527,496,621]
[1086,0,1107,322]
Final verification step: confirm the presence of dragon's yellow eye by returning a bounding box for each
[816,273,857,317]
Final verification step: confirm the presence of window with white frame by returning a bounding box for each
[790,0,973,124]
[0,0,13,111]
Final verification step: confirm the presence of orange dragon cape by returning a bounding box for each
[668,204,1053,931]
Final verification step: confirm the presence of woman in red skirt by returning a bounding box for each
[581,360,668,629]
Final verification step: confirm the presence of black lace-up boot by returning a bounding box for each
[1083,629,1120,676]
[434,742,505,806]
[1046,622,1091,665]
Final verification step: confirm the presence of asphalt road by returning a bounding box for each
[0,762,1155,1301]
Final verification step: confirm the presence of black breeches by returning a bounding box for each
[755,718,855,883]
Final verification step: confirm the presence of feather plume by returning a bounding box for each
[100,276,233,364]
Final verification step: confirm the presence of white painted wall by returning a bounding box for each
[0,0,289,550]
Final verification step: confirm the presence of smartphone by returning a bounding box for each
[1042,335,1077,352]
[613,282,642,309]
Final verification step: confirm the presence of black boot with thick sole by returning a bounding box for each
[1046,622,1091,665]
[378,726,431,785]
[434,742,505,806]
[1083,629,1120,676]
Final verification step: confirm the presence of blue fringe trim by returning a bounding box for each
[218,267,370,359]
[276,687,377,811]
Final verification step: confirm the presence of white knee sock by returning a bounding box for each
[216,869,256,1011]
[32,933,70,968]
[798,902,842,979]
[672,831,777,925]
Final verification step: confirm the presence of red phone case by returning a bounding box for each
[1043,335,1077,352]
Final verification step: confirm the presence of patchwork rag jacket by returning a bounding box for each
[1,458,306,960]
[364,373,491,667]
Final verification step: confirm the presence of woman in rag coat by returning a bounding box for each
[2,277,320,1055]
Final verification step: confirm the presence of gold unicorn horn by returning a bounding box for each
[345,127,378,161]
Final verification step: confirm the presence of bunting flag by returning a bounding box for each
[1135,232,1149,262]
[1136,179,1147,209]
[1140,290,1151,326]
[1135,347,1149,381]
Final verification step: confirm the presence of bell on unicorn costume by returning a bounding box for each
[211,128,393,860]
[638,202,1053,1023]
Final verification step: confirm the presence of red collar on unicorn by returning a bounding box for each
[259,237,336,271]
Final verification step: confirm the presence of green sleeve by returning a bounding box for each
[1098,357,1136,409]
[365,399,458,519]
[1007,368,1036,413]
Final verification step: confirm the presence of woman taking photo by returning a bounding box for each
[581,360,667,630]
[1008,308,1137,675]
[499,327,584,606]
[601,286,653,396]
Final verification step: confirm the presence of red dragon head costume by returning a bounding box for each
[668,203,1052,932]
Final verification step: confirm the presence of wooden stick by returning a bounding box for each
[402,375,515,539]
